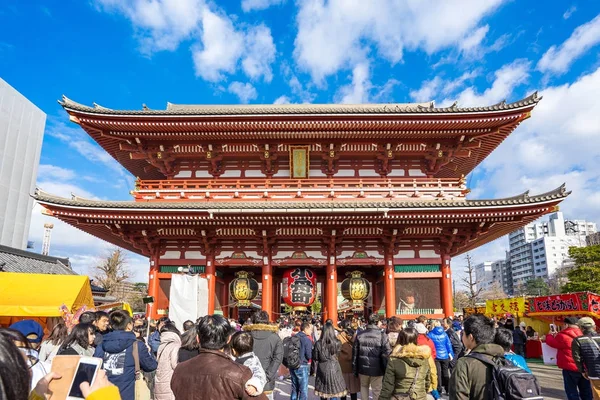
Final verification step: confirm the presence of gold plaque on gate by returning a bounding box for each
[289,145,310,178]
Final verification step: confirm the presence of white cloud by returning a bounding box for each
[294,0,503,83]
[46,120,130,179]
[410,70,479,103]
[192,8,244,81]
[460,25,490,53]
[537,14,600,75]
[563,5,577,20]
[281,62,316,103]
[410,77,442,103]
[273,95,291,104]
[228,81,258,103]
[241,24,276,82]
[472,66,600,226]
[95,0,276,82]
[334,62,399,104]
[96,0,205,53]
[335,62,371,104]
[447,59,530,107]
[37,164,76,181]
[241,0,285,12]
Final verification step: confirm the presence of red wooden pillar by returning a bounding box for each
[147,250,160,320]
[222,276,231,318]
[326,233,338,326]
[262,256,273,321]
[206,252,216,315]
[441,255,453,318]
[272,278,280,319]
[372,275,379,314]
[384,248,396,318]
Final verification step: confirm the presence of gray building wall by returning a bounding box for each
[0,78,46,249]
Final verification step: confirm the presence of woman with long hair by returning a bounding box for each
[57,323,95,357]
[0,328,120,400]
[154,322,181,400]
[312,322,347,400]
[178,325,199,362]
[379,328,435,400]
[38,322,68,363]
[337,319,360,400]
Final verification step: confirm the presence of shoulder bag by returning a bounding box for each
[132,341,151,400]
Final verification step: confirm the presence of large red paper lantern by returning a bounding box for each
[282,268,317,311]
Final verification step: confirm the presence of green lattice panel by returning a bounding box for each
[160,265,205,273]
[394,264,440,273]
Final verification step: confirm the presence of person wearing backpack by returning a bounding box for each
[546,316,592,400]
[287,321,314,400]
[449,314,505,400]
[572,317,600,400]
[352,313,392,400]
[244,311,284,400]
[494,327,531,373]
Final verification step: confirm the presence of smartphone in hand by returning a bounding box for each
[67,357,102,400]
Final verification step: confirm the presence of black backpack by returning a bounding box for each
[467,353,543,400]
[282,335,301,370]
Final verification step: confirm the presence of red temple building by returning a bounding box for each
[35,93,569,324]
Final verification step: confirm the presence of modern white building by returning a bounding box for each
[475,261,494,292]
[508,212,597,288]
[492,256,512,295]
[0,78,46,249]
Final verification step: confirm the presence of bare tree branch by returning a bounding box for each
[461,253,483,306]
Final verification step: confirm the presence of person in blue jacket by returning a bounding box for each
[290,320,313,400]
[148,317,169,355]
[94,310,158,400]
[427,320,455,395]
[494,327,532,373]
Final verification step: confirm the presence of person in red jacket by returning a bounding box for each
[415,323,437,359]
[545,316,592,400]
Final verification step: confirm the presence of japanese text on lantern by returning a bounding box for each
[290,268,315,304]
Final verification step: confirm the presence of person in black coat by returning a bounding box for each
[178,326,200,362]
[352,313,391,400]
[243,311,284,398]
[313,323,347,399]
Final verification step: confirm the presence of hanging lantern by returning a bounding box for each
[282,268,317,311]
[230,271,259,307]
[341,271,370,309]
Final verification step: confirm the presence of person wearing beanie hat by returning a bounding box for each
[415,323,437,359]
[10,320,44,349]
[546,316,593,400]
[573,317,600,399]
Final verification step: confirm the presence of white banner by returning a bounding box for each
[169,275,209,331]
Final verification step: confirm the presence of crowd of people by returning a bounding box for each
[1,310,600,400]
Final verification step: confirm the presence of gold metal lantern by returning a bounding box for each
[230,271,259,307]
[341,271,370,308]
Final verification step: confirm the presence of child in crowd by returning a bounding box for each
[494,327,532,373]
[230,331,267,397]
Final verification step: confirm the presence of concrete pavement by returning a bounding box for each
[271,362,569,399]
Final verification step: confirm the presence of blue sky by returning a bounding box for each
[1,0,599,283]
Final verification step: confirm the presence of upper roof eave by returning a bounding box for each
[59,92,541,118]
[33,184,569,212]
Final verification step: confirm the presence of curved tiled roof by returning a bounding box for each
[59,92,541,116]
[33,184,568,211]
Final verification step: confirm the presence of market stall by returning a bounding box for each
[525,292,600,362]
[0,272,94,328]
